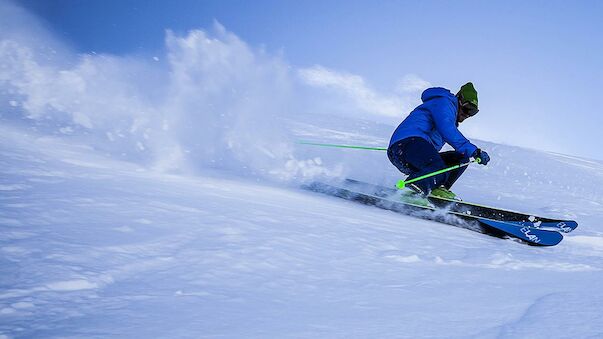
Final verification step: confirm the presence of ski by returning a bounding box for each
[478,219,562,246]
[304,180,564,246]
[345,179,578,233]
[426,194,577,233]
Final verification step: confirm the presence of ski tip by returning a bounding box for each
[479,219,563,246]
[557,220,578,233]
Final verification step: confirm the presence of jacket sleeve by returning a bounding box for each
[430,98,478,157]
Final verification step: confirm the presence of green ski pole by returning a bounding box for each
[396,159,479,189]
[297,140,480,189]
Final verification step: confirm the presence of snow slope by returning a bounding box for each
[1,5,603,336]
[1,124,603,339]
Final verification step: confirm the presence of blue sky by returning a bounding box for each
[13,0,603,159]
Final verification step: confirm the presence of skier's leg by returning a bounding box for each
[387,140,413,175]
[439,151,467,189]
[389,137,448,194]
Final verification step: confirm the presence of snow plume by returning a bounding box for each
[0,1,428,182]
[158,26,295,176]
[0,7,341,180]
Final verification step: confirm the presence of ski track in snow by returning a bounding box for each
[1,127,603,338]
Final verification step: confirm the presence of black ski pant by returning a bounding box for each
[387,137,467,194]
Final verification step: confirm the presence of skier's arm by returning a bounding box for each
[431,99,478,157]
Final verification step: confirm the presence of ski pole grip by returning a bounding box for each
[473,149,482,164]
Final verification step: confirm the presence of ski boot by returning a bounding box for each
[429,186,461,201]
[399,183,434,207]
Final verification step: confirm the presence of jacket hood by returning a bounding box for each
[421,87,456,104]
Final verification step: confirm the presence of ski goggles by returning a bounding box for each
[460,102,479,116]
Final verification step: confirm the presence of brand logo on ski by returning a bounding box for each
[520,226,541,243]
[556,222,572,233]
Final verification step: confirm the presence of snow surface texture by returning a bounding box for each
[2,125,603,338]
[2,5,603,337]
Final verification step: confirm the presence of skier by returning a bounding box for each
[387,82,490,200]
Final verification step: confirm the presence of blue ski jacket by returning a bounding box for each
[389,87,478,157]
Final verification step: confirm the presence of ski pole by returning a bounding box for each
[297,140,480,188]
[396,159,479,189]
[297,141,387,151]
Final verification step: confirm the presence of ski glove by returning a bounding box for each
[472,149,490,165]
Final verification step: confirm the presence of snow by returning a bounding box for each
[1,6,602,336]
[1,124,603,338]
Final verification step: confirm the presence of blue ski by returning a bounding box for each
[498,220,577,233]
[478,219,563,246]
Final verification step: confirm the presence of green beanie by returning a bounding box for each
[457,82,478,107]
